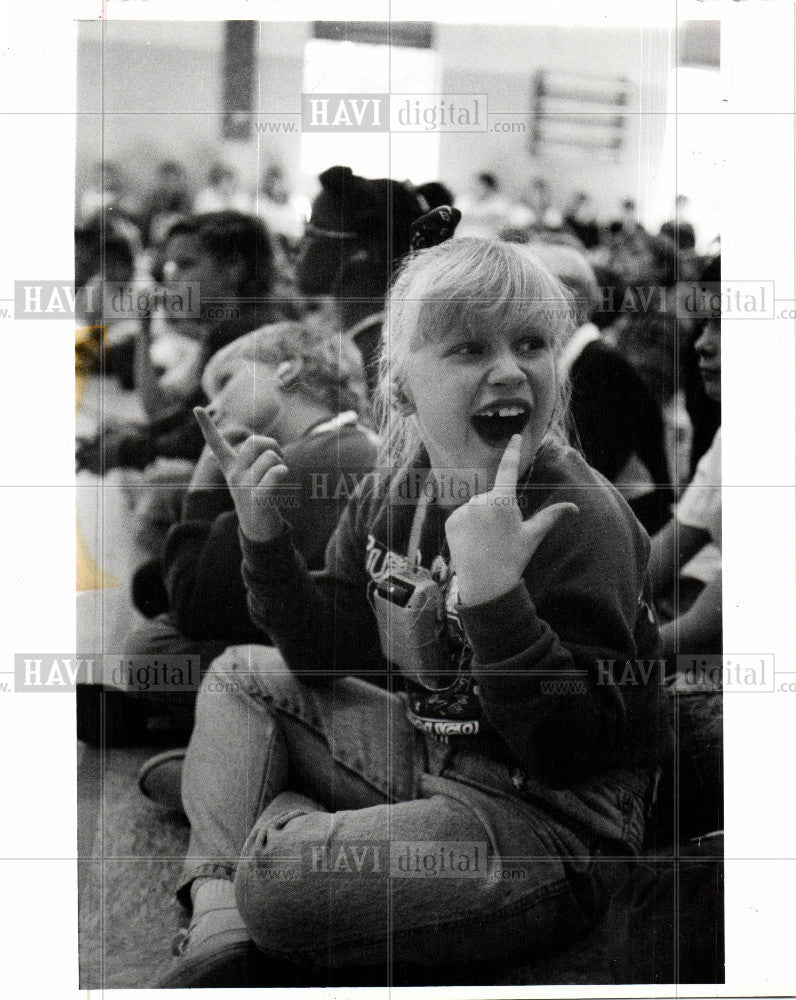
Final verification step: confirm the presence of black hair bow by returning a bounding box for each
[409,205,462,252]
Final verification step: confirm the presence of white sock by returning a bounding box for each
[183,878,250,954]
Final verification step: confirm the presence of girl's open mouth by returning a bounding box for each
[471,403,531,448]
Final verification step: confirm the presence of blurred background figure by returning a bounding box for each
[194,163,252,215]
[78,160,144,255]
[523,176,563,229]
[660,194,697,252]
[601,198,655,283]
[79,159,139,225]
[563,191,601,249]
[456,171,528,239]
[140,160,194,249]
[614,197,648,238]
[255,165,309,255]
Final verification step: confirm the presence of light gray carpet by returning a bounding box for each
[78,747,189,989]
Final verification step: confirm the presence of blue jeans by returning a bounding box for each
[180,645,644,969]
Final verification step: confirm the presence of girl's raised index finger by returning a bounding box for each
[493,434,523,493]
[193,406,237,469]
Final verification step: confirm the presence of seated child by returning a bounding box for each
[158,238,671,988]
[75,221,139,389]
[530,242,674,535]
[292,165,432,399]
[124,322,377,740]
[649,299,721,659]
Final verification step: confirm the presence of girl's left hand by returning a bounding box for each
[445,435,579,607]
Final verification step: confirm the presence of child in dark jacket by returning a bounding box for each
[159,238,671,987]
[128,321,376,651]
[120,322,376,740]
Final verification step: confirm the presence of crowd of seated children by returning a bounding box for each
[74,159,721,985]
[75,166,437,747]
[76,210,291,476]
[73,156,723,711]
[111,166,451,756]
[75,210,305,744]
[79,157,309,256]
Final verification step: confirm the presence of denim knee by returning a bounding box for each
[199,645,296,705]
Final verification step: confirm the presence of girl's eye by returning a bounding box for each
[516,335,548,355]
[448,342,483,358]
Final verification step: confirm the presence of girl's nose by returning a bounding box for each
[487,351,526,385]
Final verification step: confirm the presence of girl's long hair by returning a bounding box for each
[375,238,576,471]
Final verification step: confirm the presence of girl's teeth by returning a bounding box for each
[483,406,525,417]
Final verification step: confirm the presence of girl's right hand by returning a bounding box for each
[193,406,289,543]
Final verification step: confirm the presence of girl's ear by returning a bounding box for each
[393,378,416,416]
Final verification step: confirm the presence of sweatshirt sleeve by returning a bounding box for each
[163,490,262,642]
[458,490,661,785]
[163,431,379,645]
[240,477,387,680]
